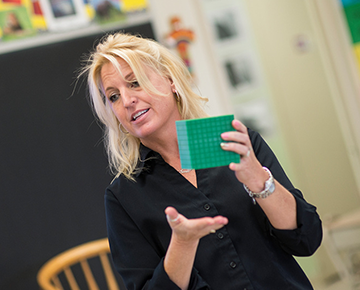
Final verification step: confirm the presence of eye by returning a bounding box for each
[129,80,140,88]
[109,93,120,103]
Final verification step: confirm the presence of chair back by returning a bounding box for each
[37,238,122,290]
[323,209,360,289]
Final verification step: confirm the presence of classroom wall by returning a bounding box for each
[244,0,360,216]
[0,22,154,290]
[148,0,360,284]
[148,0,360,211]
[243,0,360,280]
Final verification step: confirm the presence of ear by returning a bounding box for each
[169,78,176,93]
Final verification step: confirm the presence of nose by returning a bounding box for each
[121,88,137,108]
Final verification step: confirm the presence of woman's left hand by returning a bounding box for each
[221,119,269,193]
[221,119,297,230]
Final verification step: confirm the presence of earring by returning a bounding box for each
[173,89,180,102]
[118,123,129,134]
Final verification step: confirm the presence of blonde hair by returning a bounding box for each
[81,32,208,180]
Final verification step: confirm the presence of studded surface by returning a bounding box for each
[176,115,240,169]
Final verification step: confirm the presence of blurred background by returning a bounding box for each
[1,0,360,289]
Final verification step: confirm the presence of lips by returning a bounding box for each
[131,109,149,121]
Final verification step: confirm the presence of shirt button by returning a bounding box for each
[203,204,211,211]
[217,232,224,239]
[230,261,237,268]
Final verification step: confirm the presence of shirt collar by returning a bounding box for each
[135,143,157,177]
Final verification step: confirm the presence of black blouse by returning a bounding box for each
[105,129,322,290]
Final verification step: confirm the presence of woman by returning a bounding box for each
[83,32,322,290]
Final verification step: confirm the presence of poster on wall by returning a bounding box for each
[38,0,89,31]
[355,42,360,73]
[0,4,37,41]
[30,0,47,31]
[206,6,244,45]
[222,52,257,94]
[199,0,275,138]
[0,0,48,41]
[339,0,360,74]
[341,1,360,43]
[122,0,148,13]
[91,0,124,25]
[85,0,148,26]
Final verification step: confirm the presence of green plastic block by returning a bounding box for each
[176,114,240,170]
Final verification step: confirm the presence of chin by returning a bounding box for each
[132,129,153,140]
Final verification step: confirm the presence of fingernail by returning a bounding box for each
[221,133,229,139]
[167,214,179,222]
[220,142,228,148]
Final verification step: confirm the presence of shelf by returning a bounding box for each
[0,12,152,55]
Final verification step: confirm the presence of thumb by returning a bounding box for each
[165,206,180,224]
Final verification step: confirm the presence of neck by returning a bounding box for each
[141,121,185,170]
[140,111,183,170]
[143,136,181,168]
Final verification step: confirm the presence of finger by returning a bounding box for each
[204,216,228,231]
[207,217,228,235]
[232,119,247,133]
[220,141,249,157]
[221,131,248,144]
[213,215,229,225]
[229,162,241,171]
[212,219,228,232]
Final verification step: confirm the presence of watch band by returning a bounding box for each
[243,167,276,204]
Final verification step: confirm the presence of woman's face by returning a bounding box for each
[100,57,181,144]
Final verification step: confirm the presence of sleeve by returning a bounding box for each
[104,189,211,290]
[249,129,323,257]
[269,191,323,256]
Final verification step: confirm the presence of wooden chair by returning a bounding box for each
[323,209,360,289]
[37,238,122,290]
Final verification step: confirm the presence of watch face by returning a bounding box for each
[269,181,275,193]
[265,178,275,194]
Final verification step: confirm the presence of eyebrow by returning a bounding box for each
[104,87,116,93]
[103,71,135,92]
[124,72,135,81]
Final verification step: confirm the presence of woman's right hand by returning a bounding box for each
[164,207,227,289]
[165,206,228,242]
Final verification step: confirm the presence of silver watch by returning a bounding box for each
[243,167,275,204]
